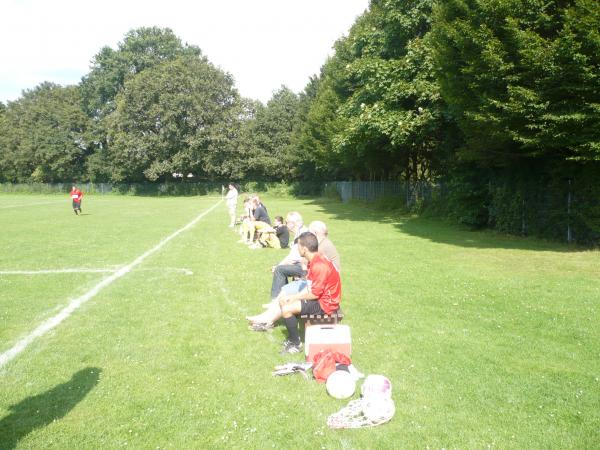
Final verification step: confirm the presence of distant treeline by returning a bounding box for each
[1,1,599,242]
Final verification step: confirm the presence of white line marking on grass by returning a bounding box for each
[0,200,222,370]
[0,200,65,209]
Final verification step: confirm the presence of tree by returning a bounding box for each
[80,27,201,118]
[432,0,600,164]
[80,27,203,181]
[292,67,349,180]
[250,86,301,180]
[105,54,240,181]
[0,83,89,182]
[295,0,455,182]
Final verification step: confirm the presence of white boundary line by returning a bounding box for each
[0,199,222,370]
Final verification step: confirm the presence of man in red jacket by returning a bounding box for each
[278,231,342,354]
[70,185,83,215]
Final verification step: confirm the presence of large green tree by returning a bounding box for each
[105,54,240,181]
[235,86,301,180]
[295,0,456,182]
[80,27,203,181]
[0,83,89,182]
[432,0,600,164]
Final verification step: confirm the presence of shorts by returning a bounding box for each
[72,200,81,209]
[300,299,325,316]
[280,280,307,296]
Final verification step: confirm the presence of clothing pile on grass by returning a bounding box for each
[272,348,395,429]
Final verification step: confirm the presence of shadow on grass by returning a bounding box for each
[0,367,101,449]
[306,198,582,252]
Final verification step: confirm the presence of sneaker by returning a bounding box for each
[280,339,303,355]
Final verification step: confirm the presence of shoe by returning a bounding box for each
[248,242,262,249]
[280,339,303,355]
[249,322,274,332]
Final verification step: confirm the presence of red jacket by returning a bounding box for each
[307,253,341,314]
[70,189,83,203]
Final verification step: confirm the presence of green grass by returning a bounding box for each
[0,194,599,449]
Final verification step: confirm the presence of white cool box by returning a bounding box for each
[305,324,352,362]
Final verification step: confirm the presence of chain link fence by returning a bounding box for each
[329,180,437,207]
[327,179,599,245]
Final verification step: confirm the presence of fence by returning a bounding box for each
[329,180,438,207]
[327,179,598,245]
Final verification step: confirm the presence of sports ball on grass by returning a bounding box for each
[326,370,356,399]
[360,374,392,399]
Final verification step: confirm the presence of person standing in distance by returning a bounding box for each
[225,183,239,228]
[70,185,83,215]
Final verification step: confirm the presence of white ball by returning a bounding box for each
[326,370,356,399]
[361,374,392,399]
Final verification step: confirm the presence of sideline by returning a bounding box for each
[0,199,222,370]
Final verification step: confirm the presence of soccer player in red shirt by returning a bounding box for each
[70,185,83,215]
[278,231,342,354]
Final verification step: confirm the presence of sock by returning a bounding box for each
[284,315,300,344]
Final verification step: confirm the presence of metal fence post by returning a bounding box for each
[567,178,572,243]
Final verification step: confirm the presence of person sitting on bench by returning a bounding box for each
[278,231,341,354]
[246,218,344,329]
[247,195,271,247]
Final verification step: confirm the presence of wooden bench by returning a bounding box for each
[300,308,344,326]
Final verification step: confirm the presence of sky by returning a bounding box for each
[1,0,369,104]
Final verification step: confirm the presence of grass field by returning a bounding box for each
[1,193,599,449]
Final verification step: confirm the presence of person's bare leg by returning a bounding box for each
[246,303,282,324]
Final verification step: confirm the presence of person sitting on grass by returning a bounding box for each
[257,216,290,249]
[278,231,341,354]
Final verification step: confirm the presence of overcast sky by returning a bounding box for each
[1,0,369,104]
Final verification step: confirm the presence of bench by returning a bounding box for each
[300,308,344,326]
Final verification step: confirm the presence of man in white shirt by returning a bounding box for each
[225,183,238,228]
